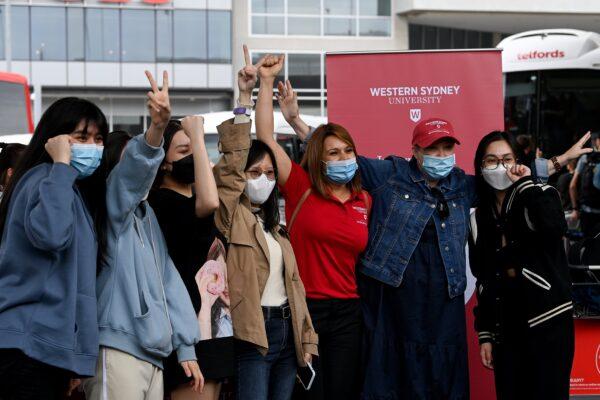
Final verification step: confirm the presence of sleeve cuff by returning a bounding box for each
[176,344,197,363]
[217,119,251,152]
[534,158,549,182]
[50,162,79,182]
[514,176,535,194]
[478,331,494,344]
[137,133,165,156]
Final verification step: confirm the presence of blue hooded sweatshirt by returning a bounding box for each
[0,162,99,376]
[96,134,199,368]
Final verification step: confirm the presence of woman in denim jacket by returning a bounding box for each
[277,81,587,399]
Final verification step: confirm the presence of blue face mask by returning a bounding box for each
[324,157,358,184]
[421,154,455,180]
[70,144,103,179]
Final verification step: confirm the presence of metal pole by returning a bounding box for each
[5,0,12,72]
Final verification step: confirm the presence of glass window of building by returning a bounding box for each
[251,0,391,37]
[67,8,84,62]
[86,8,120,62]
[174,10,207,62]
[252,51,326,116]
[122,10,155,62]
[11,6,30,61]
[156,10,173,63]
[0,7,4,59]
[409,24,503,50]
[208,11,231,63]
[31,7,66,61]
[252,0,284,14]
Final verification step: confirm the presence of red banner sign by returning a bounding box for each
[326,49,504,400]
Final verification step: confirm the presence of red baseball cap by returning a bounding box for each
[412,118,461,148]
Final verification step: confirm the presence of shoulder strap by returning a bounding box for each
[287,188,312,232]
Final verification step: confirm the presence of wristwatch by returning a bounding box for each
[233,107,252,117]
[550,156,562,172]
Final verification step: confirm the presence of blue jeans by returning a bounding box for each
[236,312,297,400]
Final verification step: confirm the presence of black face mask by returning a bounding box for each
[170,154,195,184]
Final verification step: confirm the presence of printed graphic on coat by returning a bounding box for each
[195,238,233,340]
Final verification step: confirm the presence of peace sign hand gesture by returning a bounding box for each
[238,45,265,99]
[145,70,171,129]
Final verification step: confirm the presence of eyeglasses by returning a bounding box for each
[430,187,449,220]
[481,155,516,170]
[246,169,276,181]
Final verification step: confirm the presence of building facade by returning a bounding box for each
[2,0,599,126]
[0,0,233,133]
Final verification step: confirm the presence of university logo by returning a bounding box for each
[409,109,421,122]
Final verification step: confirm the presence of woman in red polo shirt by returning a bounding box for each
[255,52,370,400]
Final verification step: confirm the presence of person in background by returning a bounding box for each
[214,47,318,400]
[556,159,578,211]
[0,143,26,199]
[515,134,535,168]
[470,131,574,400]
[570,131,600,236]
[255,51,369,400]
[83,71,203,400]
[276,79,589,399]
[149,116,235,400]
[0,98,107,399]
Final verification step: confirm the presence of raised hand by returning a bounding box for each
[145,70,171,128]
[238,45,265,99]
[181,115,205,140]
[258,53,284,80]
[276,80,299,123]
[45,135,72,165]
[564,131,593,161]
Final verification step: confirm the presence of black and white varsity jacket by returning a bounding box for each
[469,176,573,344]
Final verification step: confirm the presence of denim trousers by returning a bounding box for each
[236,311,297,400]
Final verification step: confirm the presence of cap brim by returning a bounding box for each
[414,134,460,148]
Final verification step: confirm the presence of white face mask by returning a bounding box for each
[481,165,513,191]
[245,174,276,205]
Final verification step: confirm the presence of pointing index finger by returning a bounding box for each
[243,44,252,66]
[161,70,169,93]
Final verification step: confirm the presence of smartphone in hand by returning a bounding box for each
[297,361,316,391]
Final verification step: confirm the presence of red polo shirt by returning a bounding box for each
[280,162,370,299]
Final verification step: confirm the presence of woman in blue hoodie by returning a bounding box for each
[82,71,203,400]
[0,97,107,400]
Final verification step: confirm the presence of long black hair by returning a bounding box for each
[0,97,109,257]
[246,140,280,232]
[0,143,27,190]
[104,130,134,175]
[474,130,520,208]
[152,120,183,190]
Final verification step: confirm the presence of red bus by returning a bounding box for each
[0,72,34,134]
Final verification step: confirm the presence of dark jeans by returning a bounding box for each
[236,311,297,400]
[0,349,71,400]
[581,211,600,237]
[296,299,363,400]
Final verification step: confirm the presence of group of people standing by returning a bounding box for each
[0,44,590,400]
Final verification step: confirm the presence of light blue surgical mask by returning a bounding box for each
[421,154,455,180]
[70,144,103,179]
[324,157,358,184]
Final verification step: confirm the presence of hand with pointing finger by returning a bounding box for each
[238,45,264,96]
[145,70,171,129]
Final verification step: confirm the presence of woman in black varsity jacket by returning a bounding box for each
[469,131,575,400]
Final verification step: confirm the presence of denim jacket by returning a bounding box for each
[358,156,476,298]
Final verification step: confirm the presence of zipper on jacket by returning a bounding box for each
[148,220,173,336]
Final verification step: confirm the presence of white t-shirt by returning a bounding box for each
[259,219,288,307]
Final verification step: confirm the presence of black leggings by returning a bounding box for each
[493,316,574,400]
[0,349,71,400]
